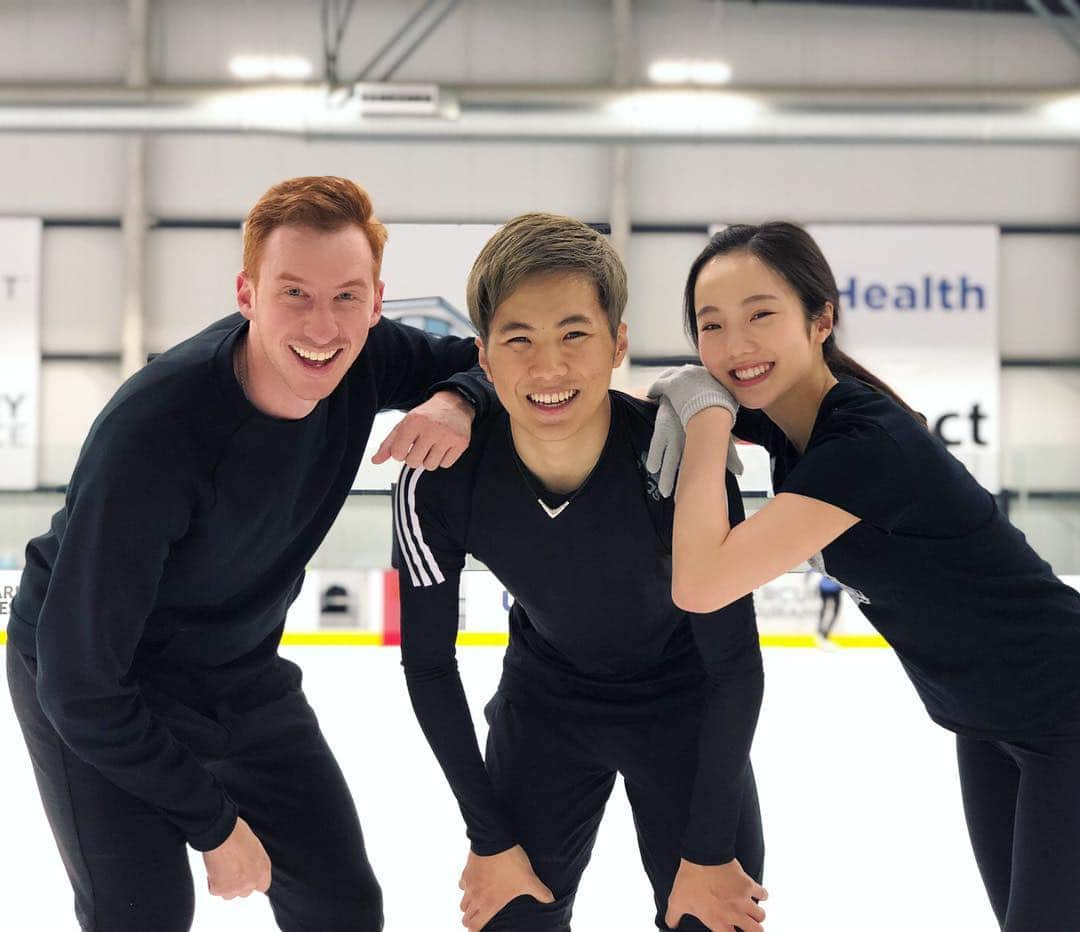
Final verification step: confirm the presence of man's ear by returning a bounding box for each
[476,337,493,382]
[613,321,629,368]
[236,271,255,320]
[370,280,385,326]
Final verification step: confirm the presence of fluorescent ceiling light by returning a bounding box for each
[229,54,314,81]
[648,58,732,86]
[1044,93,1080,129]
[648,60,692,84]
[689,60,733,85]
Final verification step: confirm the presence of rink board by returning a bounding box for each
[3,569,1078,649]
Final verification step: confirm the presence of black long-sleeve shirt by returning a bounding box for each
[8,312,483,850]
[394,392,762,864]
[736,377,1080,739]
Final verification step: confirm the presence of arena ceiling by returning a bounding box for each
[742,1,1076,12]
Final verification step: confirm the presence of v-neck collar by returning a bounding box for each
[506,394,619,520]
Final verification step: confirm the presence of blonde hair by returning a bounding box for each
[467,213,627,340]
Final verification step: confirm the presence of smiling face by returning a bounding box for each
[693,251,833,410]
[237,223,384,419]
[478,272,628,444]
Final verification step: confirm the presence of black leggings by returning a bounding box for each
[7,647,383,932]
[957,733,1080,932]
[481,693,765,931]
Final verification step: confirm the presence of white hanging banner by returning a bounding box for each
[805,224,1000,492]
[0,218,42,490]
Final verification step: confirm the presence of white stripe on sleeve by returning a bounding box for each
[406,467,446,586]
[394,467,447,587]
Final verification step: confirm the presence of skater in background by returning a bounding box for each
[647,221,1080,932]
[815,573,841,641]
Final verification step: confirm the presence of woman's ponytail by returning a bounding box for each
[822,336,927,426]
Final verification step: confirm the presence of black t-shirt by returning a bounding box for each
[395,392,762,864]
[735,377,1080,739]
[8,312,483,850]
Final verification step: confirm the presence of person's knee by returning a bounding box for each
[270,880,384,932]
[81,881,195,932]
[482,891,575,931]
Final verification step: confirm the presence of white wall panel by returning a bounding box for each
[999,235,1080,359]
[153,0,611,85]
[625,232,705,358]
[1000,369,1080,488]
[386,0,611,85]
[0,136,128,218]
[153,0,323,84]
[148,0,1080,88]
[39,362,122,487]
[630,145,1080,225]
[635,1,1080,87]
[146,136,610,222]
[41,228,124,355]
[0,0,125,82]
[145,228,242,352]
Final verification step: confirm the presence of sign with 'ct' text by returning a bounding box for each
[806,224,1000,492]
[0,218,42,490]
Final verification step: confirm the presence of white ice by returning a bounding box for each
[1,645,997,931]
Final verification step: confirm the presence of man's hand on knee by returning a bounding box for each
[372,390,475,470]
[202,817,272,901]
[458,844,555,931]
[664,857,767,932]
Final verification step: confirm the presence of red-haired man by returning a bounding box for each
[6,176,488,932]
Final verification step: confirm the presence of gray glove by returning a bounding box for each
[646,367,742,498]
[646,365,739,428]
[646,397,686,499]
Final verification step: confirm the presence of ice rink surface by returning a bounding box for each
[2,645,998,931]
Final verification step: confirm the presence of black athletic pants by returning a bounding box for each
[957,733,1080,932]
[481,692,765,931]
[7,647,382,932]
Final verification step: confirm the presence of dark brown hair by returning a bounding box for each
[684,222,924,422]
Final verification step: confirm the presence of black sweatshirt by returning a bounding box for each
[8,312,484,851]
[394,392,762,864]
[736,376,1080,739]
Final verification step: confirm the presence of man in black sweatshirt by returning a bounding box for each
[6,176,489,932]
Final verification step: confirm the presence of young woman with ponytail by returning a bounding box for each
[646,222,1080,932]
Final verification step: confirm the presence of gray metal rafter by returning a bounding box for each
[354,0,464,84]
[1024,0,1080,58]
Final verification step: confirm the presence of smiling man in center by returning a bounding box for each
[394,213,768,932]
